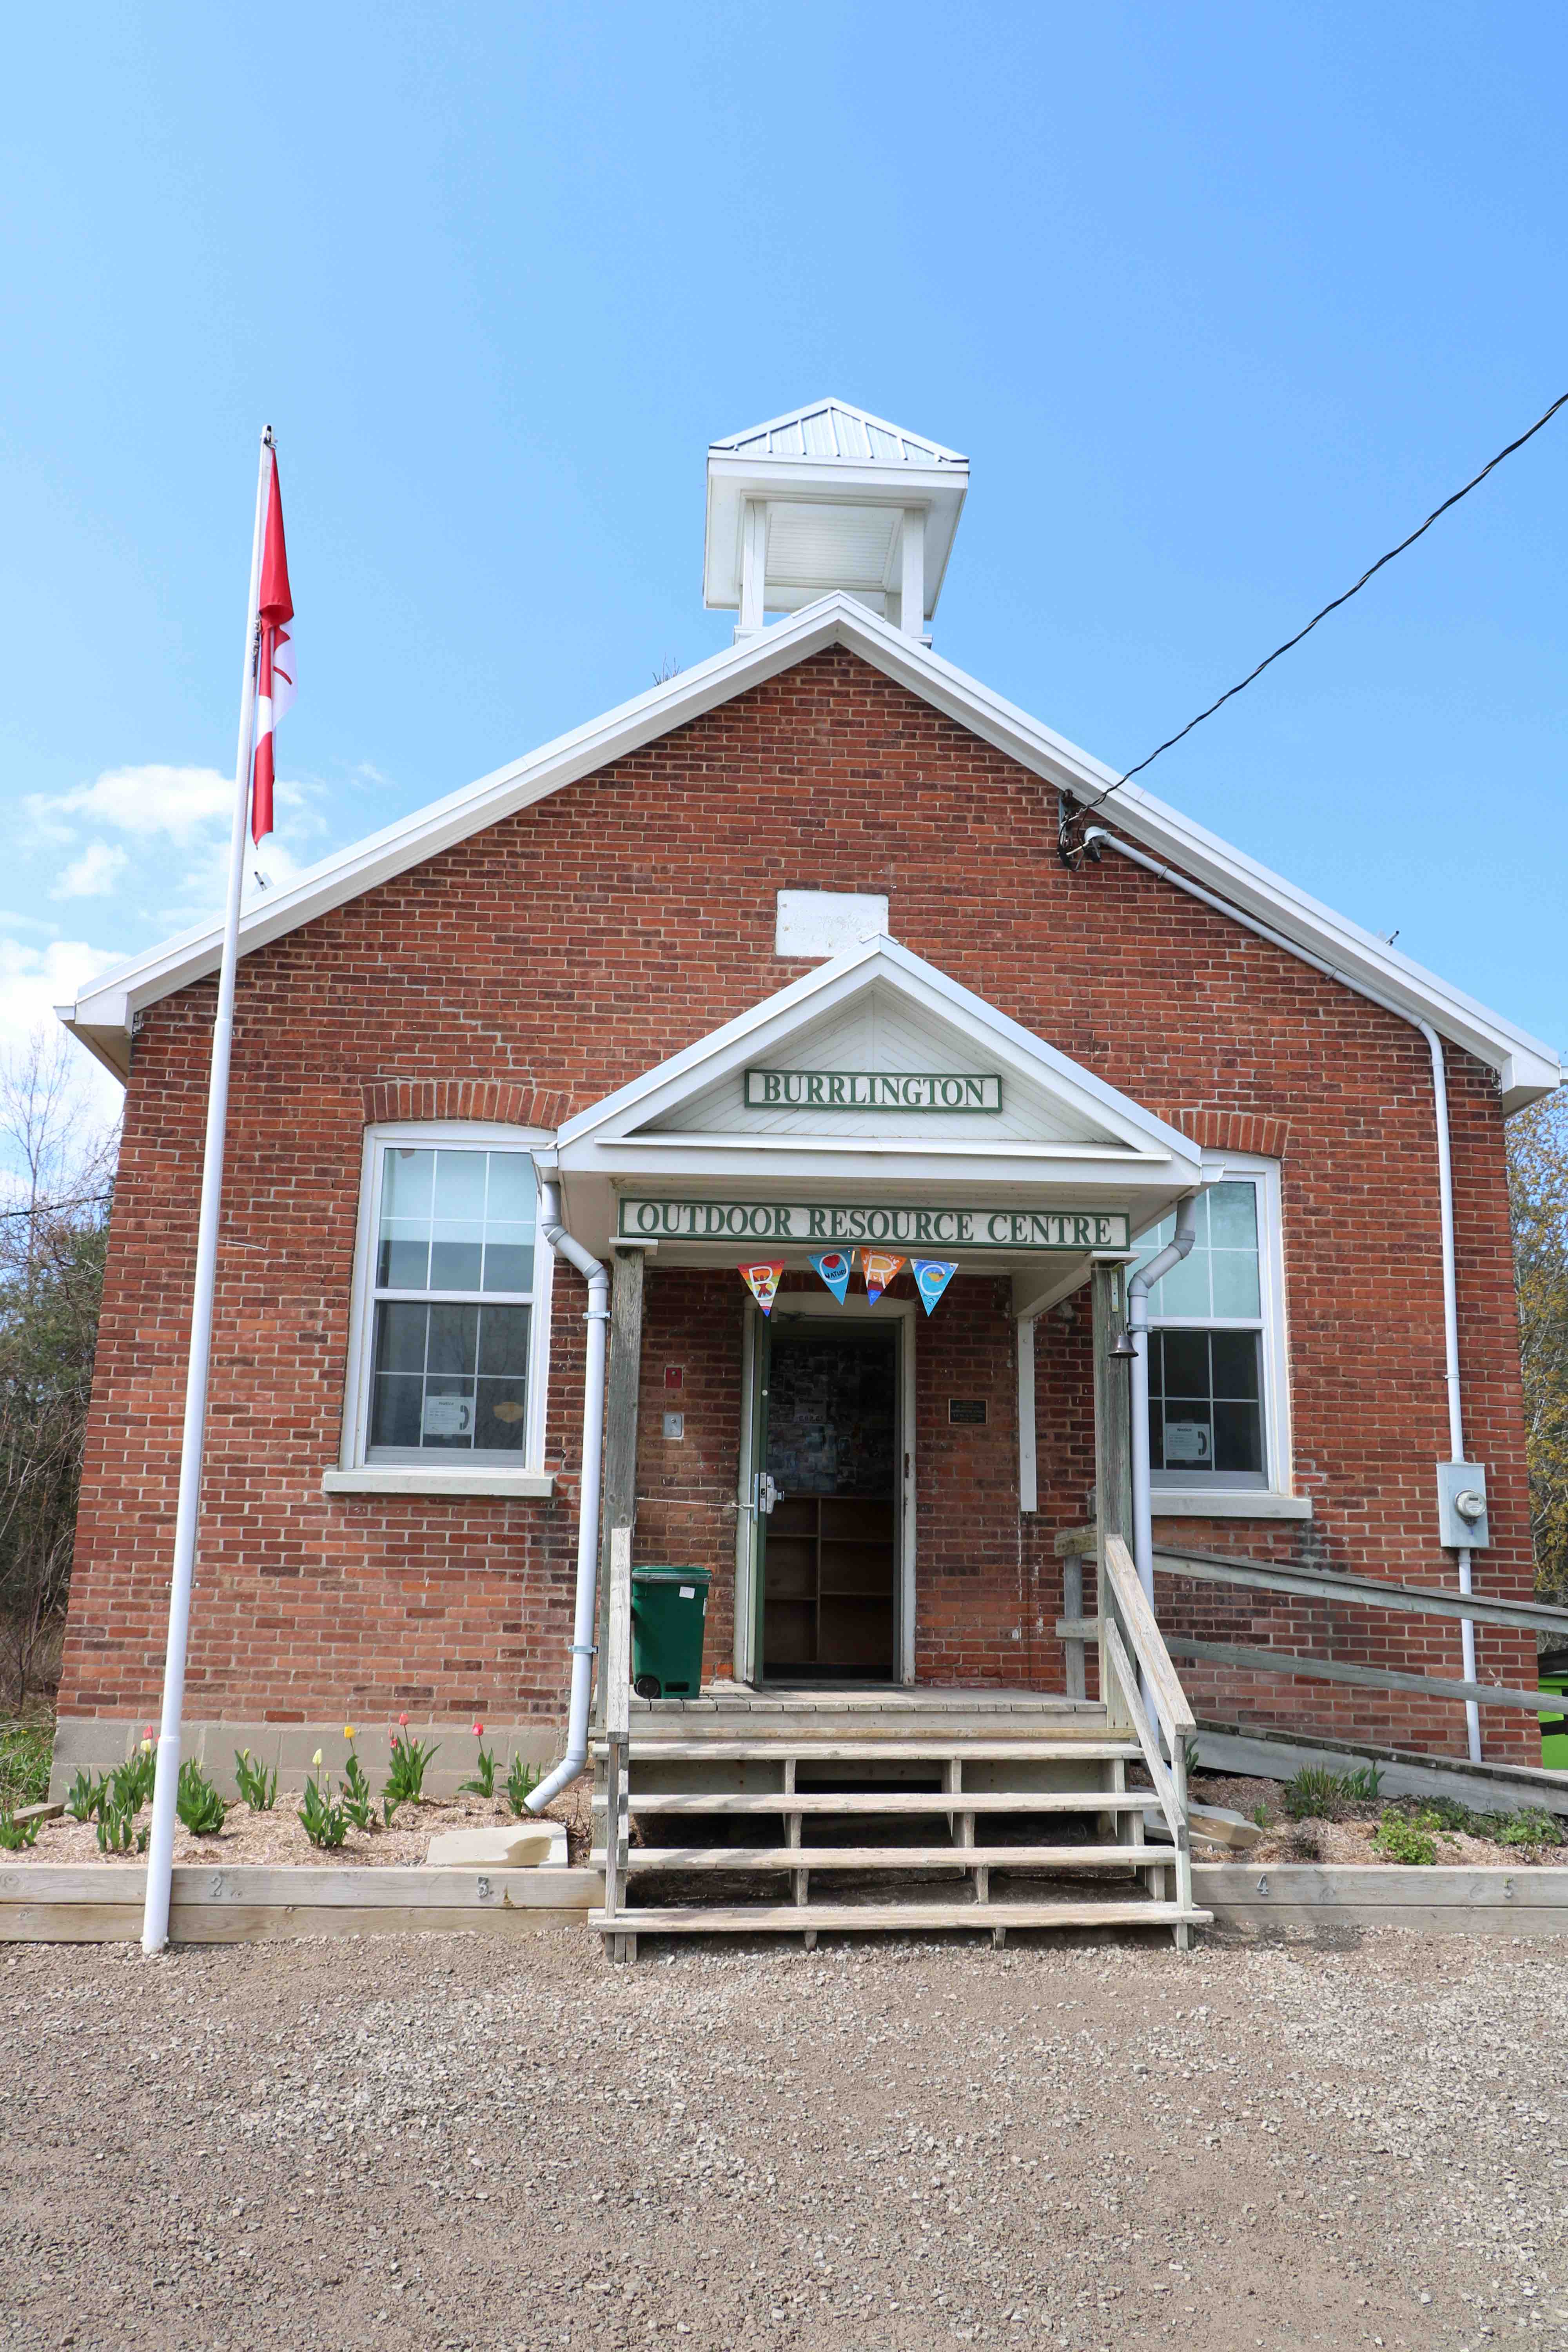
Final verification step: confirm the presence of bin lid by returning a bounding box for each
[630,1566,710,1584]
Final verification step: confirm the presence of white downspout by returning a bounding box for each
[1082,825,1482,1761]
[525,1165,610,1812]
[1127,1192,1200,1614]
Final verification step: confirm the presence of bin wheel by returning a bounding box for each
[633,1673,662,1699]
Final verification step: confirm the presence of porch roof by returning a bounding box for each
[547,934,1207,1269]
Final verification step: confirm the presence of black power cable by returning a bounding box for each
[1060,388,1568,860]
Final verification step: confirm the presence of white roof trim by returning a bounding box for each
[710,398,967,466]
[554,934,1205,1175]
[60,592,1561,1109]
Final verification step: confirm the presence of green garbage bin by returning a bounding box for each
[630,1566,710,1699]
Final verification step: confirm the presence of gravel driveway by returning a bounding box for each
[4,1926,1565,2351]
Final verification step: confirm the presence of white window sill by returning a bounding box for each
[322,1467,556,1500]
[1150,1491,1312,1521]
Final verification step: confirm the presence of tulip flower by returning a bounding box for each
[312,1748,323,1769]
[344,1726,356,1741]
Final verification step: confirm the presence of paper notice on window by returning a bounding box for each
[423,1395,474,1438]
[1164,1420,1212,1465]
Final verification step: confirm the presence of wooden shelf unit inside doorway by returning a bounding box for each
[762,1493,896,1677]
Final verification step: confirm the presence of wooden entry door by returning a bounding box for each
[759,1320,899,1681]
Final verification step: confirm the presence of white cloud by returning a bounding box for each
[27,762,236,848]
[0,936,127,1122]
[52,840,128,900]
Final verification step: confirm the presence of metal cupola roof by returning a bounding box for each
[704,398,969,643]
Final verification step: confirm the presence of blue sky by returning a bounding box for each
[3,2,1564,1126]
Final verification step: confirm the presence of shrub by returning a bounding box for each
[0,1722,52,1811]
[175,1759,226,1837]
[1417,1795,1472,1833]
[506,1752,542,1818]
[1492,1806,1564,1851]
[1373,1811,1437,1865]
[234,1748,277,1811]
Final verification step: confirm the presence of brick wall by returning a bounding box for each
[57,645,1538,1763]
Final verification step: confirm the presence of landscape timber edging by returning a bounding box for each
[1195,1862,1568,1935]
[4,1860,1568,1943]
[0,1863,603,1944]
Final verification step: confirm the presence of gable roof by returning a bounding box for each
[710,399,967,467]
[58,592,1560,1109]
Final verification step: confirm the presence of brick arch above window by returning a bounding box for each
[1152,1108,1292,1162]
[359,1079,579,1132]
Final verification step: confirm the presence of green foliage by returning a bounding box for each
[382,1727,439,1824]
[233,1748,277,1812]
[460,1725,496,1800]
[1282,1762,1383,1819]
[505,1752,541,1818]
[299,1770,348,1850]
[1417,1795,1472,1833]
[64,1765,103,1821]
[175,1759,226,1837]
[0,1806,41,1849]
[1508,1093,1568,1606]
[0,1034,116,1708]
[0,1720,52,1809]
[1373,1811,1437,1865]
[114,1742,157,1811]
[95,1797,146,1854]
[341,1751,376,1832]
[1490,1806,1564,1850]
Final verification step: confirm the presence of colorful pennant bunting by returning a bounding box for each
[809,1248,855,1304]
[739,1261,785,1315]
[911,1258,959,1316]
[862,1250,906,1305]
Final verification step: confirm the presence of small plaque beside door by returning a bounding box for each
[948,1397,987,1426]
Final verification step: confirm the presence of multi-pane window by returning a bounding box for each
[366,1145,541,1461]
[1131,1174,1274,1489]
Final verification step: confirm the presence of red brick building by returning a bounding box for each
[53,401,1560,1799]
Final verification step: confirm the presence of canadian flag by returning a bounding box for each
[250,448,295,846]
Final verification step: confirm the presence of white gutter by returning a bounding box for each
[525,1166,610,1811]
[1082,826,1483,1761]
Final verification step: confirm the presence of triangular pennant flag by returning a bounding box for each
[739,1261,785,1316]
[911,1258,958,1316]
[862,1251,905,1305]
[809,1249,855,1304]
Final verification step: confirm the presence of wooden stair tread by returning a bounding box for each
[595,1789,1153,1816]
[591,1844,1160,1871]
[593,1738,1139,1764]
[592,1900,1212,1933]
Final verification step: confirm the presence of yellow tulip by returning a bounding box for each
[343,1725,356,1741]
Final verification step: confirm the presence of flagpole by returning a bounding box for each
[142,427,273,1955]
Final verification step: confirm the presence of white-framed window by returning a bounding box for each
[1130,1155,1292,1497]
[338,1123,555,1483]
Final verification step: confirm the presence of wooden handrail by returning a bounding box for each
[1102,1534,1196,1744]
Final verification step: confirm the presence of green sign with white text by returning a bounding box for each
[617,1197,1130,1251]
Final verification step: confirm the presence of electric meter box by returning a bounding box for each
[1436,1461,1490,1549]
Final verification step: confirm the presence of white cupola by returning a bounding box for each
[703,399,969,644]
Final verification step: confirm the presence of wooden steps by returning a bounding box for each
[592,1898,1211,1940]
[590,1737,1141,1765]
[592,1843,1154,1871]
